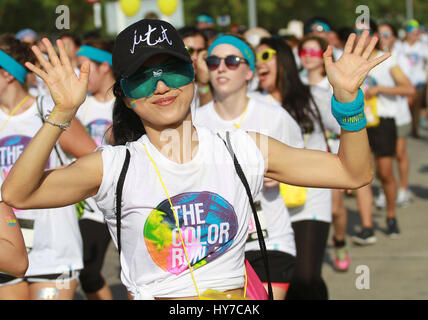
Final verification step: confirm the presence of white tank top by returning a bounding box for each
[0,96,83,276]
[94,127,265,299]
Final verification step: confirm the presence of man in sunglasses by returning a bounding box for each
[178,26,213,106]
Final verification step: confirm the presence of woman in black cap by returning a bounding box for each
[2,19,388,300]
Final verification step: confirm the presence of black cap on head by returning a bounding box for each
[113,19,191,79]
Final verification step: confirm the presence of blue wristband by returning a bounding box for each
[331,88,367,131]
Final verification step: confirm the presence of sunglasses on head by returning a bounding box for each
[120,60,194,99]
[205,55,248,71]
[299,48,324,58]
[185,46,206,56]
[256,49,277,63]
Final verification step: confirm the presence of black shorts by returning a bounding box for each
[367,117,397,157]
[245,250,295,283]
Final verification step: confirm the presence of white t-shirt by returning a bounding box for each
[396,40,428,86]
[0,96,83,276]
[363,52,402,118]
[300,75,332,94]
[391,48,413,127]
[248,88,340,223]
[94,127,265,299]
[75,95,114,223]
[194,97,304,256]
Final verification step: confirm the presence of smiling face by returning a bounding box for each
[208,43,253,98]
[256,44,277,93]
[123,54,195,130]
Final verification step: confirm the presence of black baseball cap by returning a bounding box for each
[112,19,192,79]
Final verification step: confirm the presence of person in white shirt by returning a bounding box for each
[299,35,352,272]
[2,19,384,300]
[193,33,303,300]
[252,35,342,299]
[355,20,415,241]
[378,22,415,207]
[0,34,96,300]
[397,20,428,138]
[74,38,115,300]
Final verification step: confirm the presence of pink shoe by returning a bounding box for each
[334,245,350,272]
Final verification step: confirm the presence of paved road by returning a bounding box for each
[74,127,428,300]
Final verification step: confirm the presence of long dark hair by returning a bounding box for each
[258,36,323,135]
[111,82,146,146]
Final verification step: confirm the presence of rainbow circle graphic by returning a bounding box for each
[143,191,238,275]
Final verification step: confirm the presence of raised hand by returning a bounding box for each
[25,38,90,117]
[324,30,390,103]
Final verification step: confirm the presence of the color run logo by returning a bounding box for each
[0,135,50,174]
[143,191,238,275]
[0,135,50,214]
[86,119,111,146]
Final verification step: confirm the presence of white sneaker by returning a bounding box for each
[396,188,412,207]
[375,189,386,209]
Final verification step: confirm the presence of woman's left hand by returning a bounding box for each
[324,30,390,103]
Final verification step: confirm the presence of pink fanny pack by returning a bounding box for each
[245,259,268,300]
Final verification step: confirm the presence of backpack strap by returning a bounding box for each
[115,148,131,255]
[218,131,274,300]
[36,96,65,166]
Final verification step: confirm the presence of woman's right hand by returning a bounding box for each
[25,38,90,117]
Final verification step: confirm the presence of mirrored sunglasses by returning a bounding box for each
[299,48,324,58]
[120,61,194,99]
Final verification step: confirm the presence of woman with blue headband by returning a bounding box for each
[0,34,96,300]
[194,33,304,300]
[2,19,387,300]
[74,38,115,301]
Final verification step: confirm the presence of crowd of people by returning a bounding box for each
[0,11,425,300]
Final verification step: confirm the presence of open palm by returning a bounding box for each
[324,30,390,102]
[25,38,90,115]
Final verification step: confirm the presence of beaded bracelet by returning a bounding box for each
[331,88,367,132]
[43,114,71,130]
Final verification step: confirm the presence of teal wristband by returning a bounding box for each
[331,88,367,131]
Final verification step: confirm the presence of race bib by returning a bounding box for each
[246,201,268,242]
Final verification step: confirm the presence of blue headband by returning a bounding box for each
[0,49,28,84]
[76,45,112,66]
[208,35,255,72]
[310,21,331,33]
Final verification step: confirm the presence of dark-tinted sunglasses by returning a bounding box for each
[185,46,206,56]
[205,55,248,71]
